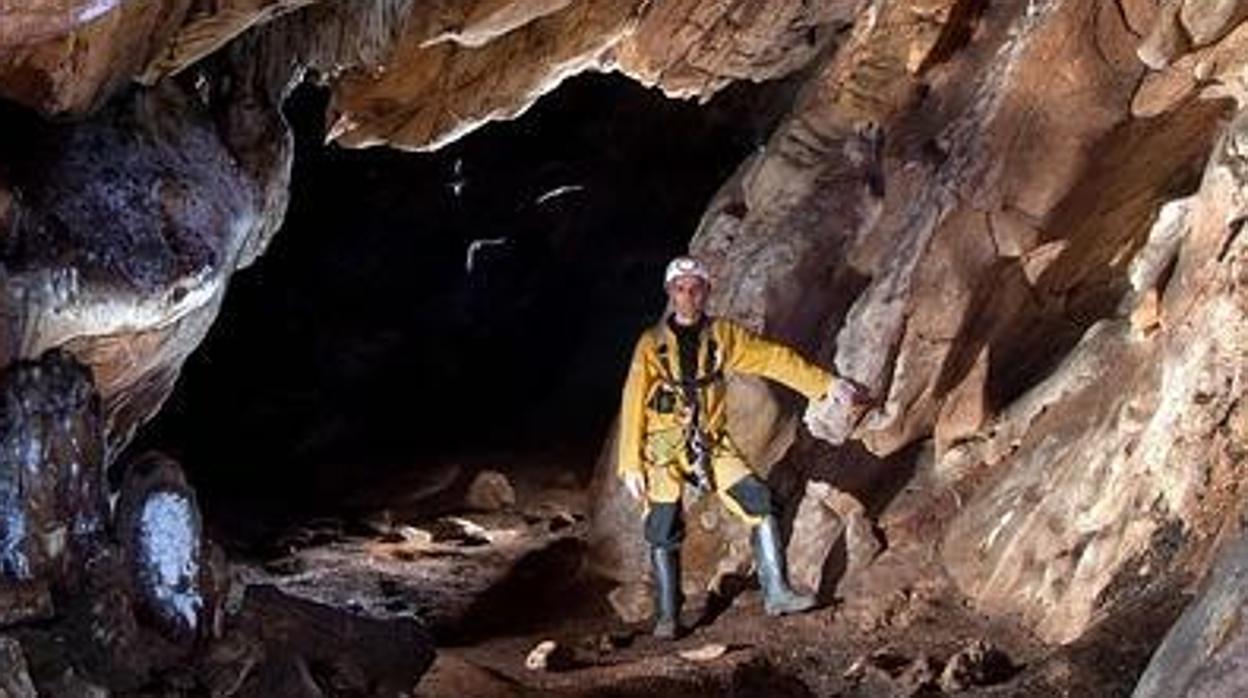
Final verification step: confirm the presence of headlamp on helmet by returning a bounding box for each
[664,256,710,286]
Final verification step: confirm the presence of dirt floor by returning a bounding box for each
[221,454,1173,698]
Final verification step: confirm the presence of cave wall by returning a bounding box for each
[0,76,289,453]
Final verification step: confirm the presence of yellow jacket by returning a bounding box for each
[617,315,835,476]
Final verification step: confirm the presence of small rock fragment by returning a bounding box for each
[427,517,490,546]
[466,471,516,512]
[397,526,434,546]
[525,640,572,671]
[678,643,728,662]
[607,583,652,624]
[939,640,1015,691]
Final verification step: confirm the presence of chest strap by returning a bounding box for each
[655,332,722,391]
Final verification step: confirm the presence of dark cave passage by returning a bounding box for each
[131,71,801,536]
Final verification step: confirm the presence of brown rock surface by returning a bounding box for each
[614,0,860,99]
[0,351,106,589]
[787,481,848,595]
[585,0,1248,652]
[1133,18,1248,118]
[1179,0,1248,47]
[466,470,518,511]
[0,0,191,114]
[1132,524,1248,698]
[938,98,1245,642]
[1138,0,1189,70]
[325,0,639,150]
[138,0,322,81]
[0,73,289,452]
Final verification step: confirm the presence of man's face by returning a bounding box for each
[667,275,708,321]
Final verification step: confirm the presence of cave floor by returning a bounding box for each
[224,454,1166,698]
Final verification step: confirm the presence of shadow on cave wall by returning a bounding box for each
[131,72,806,535]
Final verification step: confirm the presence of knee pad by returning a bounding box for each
[726,476,774,517]
[644,502,684,549]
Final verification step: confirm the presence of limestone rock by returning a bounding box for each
[326,0,640,150]
[0,2,124,50]
[787,482,880,599]
[615,0,860,100]
[803,382,870,445]
[465,470,517,511]
[524,639,572,671]
[139,0,323,82]
[941,105,1248,643]
[1134,19,1248,118]
[933,345,990,459]
[787,481,847,596]
[1179,0,1248,47]
[1138,0,1190,69]
[427,517,491,546]
[0,78,290,454]
[606,582,651,624]
[425,0,576,48]
[0,350,106,587]
[0,1,191,114]
[938,640,1014,692]
[114,452,209,645]
[841,497,882,580]
[678,643,728,662]
[0,635,36,698]
[232,585,435,695]
[1132,528,1248,697]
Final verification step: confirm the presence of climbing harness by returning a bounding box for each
[654,327,723,495]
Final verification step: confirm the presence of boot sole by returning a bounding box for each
[765,600,816,616]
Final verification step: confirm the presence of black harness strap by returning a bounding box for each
[655,330,722,390]
[652,321,724,492]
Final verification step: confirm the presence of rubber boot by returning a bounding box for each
[651,546,682,639]
[753,515,816,616]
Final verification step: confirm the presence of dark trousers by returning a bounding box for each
[644,474,774,549]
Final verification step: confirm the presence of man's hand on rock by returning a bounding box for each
[804,377,874,445]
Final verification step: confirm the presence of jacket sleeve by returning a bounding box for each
[617,333,652,477]
[719,319,836,400]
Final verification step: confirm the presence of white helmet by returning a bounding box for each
[664,256,710,286]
